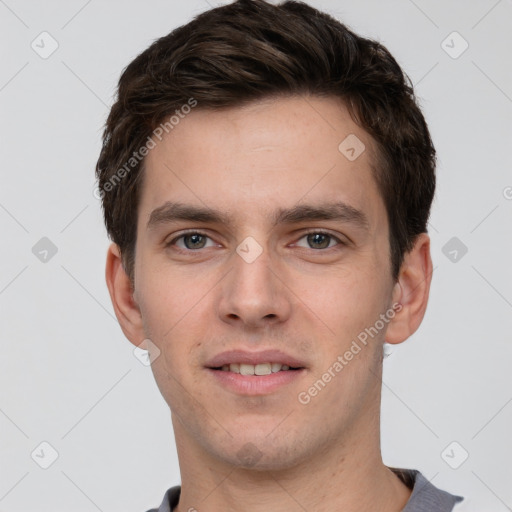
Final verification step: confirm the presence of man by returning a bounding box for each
[96,1,464,510]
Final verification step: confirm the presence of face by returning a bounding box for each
[130,96,399,470]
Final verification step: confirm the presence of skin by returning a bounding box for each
[106,95,433,512]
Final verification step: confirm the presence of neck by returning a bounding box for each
[171,405,412,512]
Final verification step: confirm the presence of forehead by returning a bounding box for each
[138,95,385,233]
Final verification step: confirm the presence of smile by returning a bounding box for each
[207,366,306,395]
[216,363,300,375]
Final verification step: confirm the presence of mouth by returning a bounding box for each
[205,349,307,371]
[210,363,303,375]
[206,366,306,395]
[205,350,307,395]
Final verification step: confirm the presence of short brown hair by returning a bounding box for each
[95,0,435,284]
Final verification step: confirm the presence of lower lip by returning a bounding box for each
[206,368,306,395]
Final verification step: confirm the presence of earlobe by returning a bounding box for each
[105,243,145,347]
[385,233,433,345]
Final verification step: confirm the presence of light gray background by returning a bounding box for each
[1,0,511,511]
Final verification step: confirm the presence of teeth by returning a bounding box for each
[220,363,295,374]
[271,363,282,373]
[240,364,254,376]
[255,363,271,375]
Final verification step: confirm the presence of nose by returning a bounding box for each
[217,242,292,330]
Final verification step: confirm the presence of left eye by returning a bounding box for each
[295,232,341,250]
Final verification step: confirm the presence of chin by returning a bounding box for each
[209,433,312,472]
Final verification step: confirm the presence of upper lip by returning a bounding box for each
[205,349,307,369]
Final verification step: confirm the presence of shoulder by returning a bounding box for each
[145,485,181,512]
[147,473,466,512]
[389,467,464,512]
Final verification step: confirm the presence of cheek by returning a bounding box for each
[137,270,213,368]
[137,267,199,333]
[293,264,387,339]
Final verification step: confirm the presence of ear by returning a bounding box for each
[105,242,145,347]
[385,233,433,345]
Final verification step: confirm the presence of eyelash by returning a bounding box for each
[165,229,346,252]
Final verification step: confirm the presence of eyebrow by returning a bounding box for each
[146,201,370,232]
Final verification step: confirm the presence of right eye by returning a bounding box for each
[166,231,216,251]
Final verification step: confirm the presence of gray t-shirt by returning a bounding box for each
[146,467,464,512]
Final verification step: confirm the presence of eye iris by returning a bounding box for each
[308,233,330,249]
[184,234,206,249]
